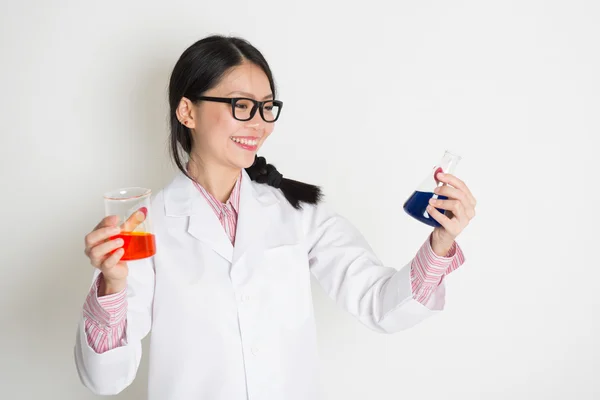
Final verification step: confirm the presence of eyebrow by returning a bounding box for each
[226,91,274,100]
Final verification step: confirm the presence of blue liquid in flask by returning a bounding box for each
[403,190,449,228]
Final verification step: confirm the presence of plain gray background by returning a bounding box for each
[1,0,598,399]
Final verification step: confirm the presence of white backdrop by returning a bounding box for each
[1,1,598,399]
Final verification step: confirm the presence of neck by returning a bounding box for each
[188,155,241,203]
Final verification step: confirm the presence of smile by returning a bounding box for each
[230,136,259,150]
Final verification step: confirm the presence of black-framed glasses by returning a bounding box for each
[197,96,283,122]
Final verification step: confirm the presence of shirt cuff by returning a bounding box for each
[424,232,466,274]
[82,273,128,328]
[410,232,466,304]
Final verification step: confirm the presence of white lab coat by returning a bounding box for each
[74,169,447,399]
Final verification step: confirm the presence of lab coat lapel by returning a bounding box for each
[188,200,234,263]
[232,170,279,265]
[164,171,234,262]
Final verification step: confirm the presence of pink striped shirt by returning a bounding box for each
[411,235,465,304]
[82,175,464,353]
[83,274,128,352]
[191,173,242,244]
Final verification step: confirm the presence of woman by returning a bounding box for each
[74,35,476,400]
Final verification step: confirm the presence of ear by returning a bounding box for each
[175,97,196,129]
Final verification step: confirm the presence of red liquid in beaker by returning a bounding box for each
[111,232,156,261]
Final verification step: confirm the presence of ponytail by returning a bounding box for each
[246,156,322,210]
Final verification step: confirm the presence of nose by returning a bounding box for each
[245,120,262,132]
[249,107,266,124]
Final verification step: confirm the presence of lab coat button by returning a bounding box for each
[251,346,260,356]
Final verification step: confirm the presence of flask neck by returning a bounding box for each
[439,151,462,175]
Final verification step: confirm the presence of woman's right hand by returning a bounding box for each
[84,210,146,295]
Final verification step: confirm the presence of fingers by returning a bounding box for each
[88,237,125,267]
[426,204,452,229]
[433,181,477,221]
[85,208,147,267]
[85,225,122,256]
[93,215,119,231]
[434,184,469,205]
[436,173,477,207]
[428,198,467,221]
[100,247,125,271]
[121,207,147,232]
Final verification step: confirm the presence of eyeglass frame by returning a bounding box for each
[196,96,283,122]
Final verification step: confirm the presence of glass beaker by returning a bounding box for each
[403,150,462,228]
[104,187,156,261]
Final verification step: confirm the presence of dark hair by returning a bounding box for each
[168,35,321,209]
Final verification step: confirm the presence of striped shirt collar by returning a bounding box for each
[189,169,242,215]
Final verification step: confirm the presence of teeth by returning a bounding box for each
[231,137,258,146]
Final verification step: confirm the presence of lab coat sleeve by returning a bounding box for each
[303,202,447,333]
[74,256,155,395]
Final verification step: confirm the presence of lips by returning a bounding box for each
[230,136,260,151]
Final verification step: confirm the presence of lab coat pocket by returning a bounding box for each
[261,244,312,330]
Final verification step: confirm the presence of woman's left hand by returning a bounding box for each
[427,172,477,253]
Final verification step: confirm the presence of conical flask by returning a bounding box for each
[403,150,462,228]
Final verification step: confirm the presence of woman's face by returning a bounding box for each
[180,62,276,170]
